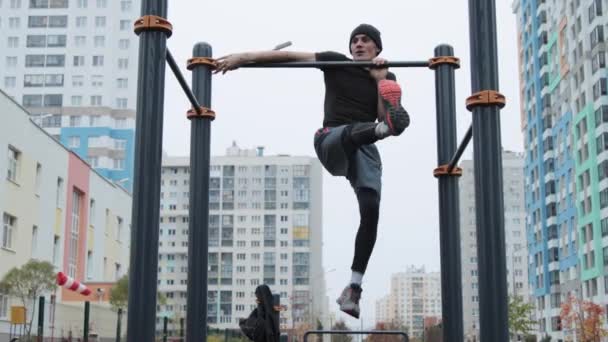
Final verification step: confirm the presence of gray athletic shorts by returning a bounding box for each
[313,125,382,195]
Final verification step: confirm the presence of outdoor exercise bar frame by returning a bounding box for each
[127,1,508,341]
[304,330,409,342]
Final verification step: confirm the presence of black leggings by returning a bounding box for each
[351,187,380,274]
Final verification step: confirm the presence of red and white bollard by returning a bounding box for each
[57,272,91,296]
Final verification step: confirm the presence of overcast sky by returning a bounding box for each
[160,0,522,329]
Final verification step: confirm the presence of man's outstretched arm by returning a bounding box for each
[214,51,315,74]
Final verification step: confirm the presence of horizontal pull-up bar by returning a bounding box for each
[241,60,431,68]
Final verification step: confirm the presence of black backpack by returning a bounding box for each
[239,308,267,342]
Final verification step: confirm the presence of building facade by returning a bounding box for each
[0,0,140,190]
[157,144,328,336]
[374,266,441,339]
[513,0,607,339]
[0,90,131,340]
[459,151,529,341]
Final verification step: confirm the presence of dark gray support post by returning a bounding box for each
[432,45,463,342]
[163,316,169,342]
[186,42,213,342]
[468,0,509,341]
[115,308,123,342]
[83,301,90,341]
[127,0,169,341]
[180,317,184,339]
[37,296,44,342]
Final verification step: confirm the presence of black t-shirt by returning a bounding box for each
[315,51,396,127]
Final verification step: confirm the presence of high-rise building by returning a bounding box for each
[459,150,528,341]
[0,89,131,340]
[157,143,328,337]
[513,0,606,338]
[374,266,441,339]
[0,0,140,190]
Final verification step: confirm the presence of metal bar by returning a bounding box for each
[126,0,168,341]
[304,330,408,342]
[115,308,123,342]
[83,301,90,342]
[468,0,509,341]
[433,44,464,342]
[163,317,168,342]
[37,296,44,342]
[447,124,473,173]
[186,42,213,342]
[241,60,430,68]
[166,49,203,114]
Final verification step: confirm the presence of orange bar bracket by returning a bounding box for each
[433,164,463,178]
[187,107,215,120]
[187,57,217,71]
[466,90,506,111]
[428,56,461,69]
[134,15,173,37]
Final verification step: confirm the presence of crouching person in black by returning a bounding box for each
[239,284,280,342]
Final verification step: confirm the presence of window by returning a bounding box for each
[116,98,128,109]
[0,293,8,319]
[118,58,128,69]
[6,57,18,68]
[120,20,130,30]
[73,56,85,67]
[116,217,123,241]
[10,0,21,8]
[30,0,48,8]
[114,139,127,150]
[35,163,42,194]
[68,190,82,277]
[76,0,87,8]
[120,0,131,11]
[24,75,44,87]
[46,35,66,47]
[9,17,20,29]
[113,159,124,170]
[4,77,16,88]
[90,95,102,106]
[31,225,38,255]
[71,96,82,106]
[7,37,18,48]
[74,36,86,47]
[7,146,20,182]
[69,115,81,127]
[94,36,105,48]
[75,16,87,28]
[46,54,65,67]
[91,75,103,87]
[28,16,47,27]
[117,78,128,88]
[88,156,98,167]
[48,15,67,28]
[72,75,84,87]
[118,39,129,49]
[94,16,106,27]
[2,213,16,249]
[56,177,64,207]
[92,56,104,67]
[96,0,106,7]
[68,136,80,148]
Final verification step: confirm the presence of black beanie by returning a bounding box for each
[349,24,382,54]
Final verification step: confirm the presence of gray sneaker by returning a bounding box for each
[336,284,362,319]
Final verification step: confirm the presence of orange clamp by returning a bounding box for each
[187,107,216,120]
[466,90,506,111]
[433,164,463,178]
[187,57,217,71]
[134,15,173,37]
[428,56,461,69]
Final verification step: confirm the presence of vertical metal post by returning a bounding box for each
[116,308,123,342]
[180,317,185,339]
[37,296,44,342]
[83,301,90,342]
[433,45,463,342]
[163,316,169,342]
[468,0,509,341]
[186,42,213,342]
[127,0,169,341]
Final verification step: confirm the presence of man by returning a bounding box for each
[215,24,409,319]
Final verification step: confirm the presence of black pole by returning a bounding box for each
[163,316,169,342]
[240,60,429,68]
[180,317,185,339]
[115,308,123,342]
[468,0,509,341]
[433,45,463,342]
[37,296,44,342]
[83,301,90,342]
[447,124,473,174]
[127,0,168,341]
[186,42,213,342]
